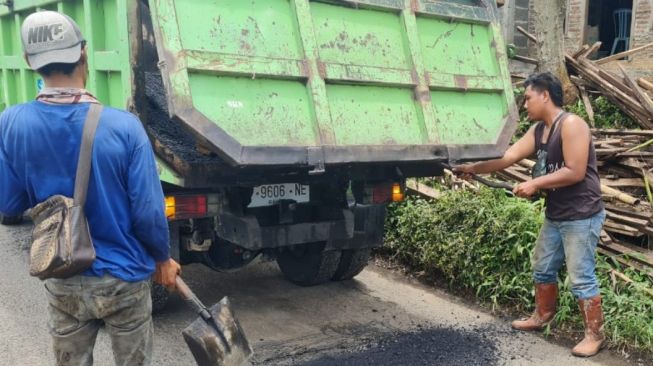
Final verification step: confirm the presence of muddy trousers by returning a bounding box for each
[43,275,153,366]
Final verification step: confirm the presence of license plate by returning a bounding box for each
[249,183,310,208]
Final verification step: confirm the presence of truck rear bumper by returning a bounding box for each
[215,204,386,251]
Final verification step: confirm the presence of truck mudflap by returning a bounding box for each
[325,204,386,250]
[215,204,386,251]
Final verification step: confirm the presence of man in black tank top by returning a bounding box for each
[454,73,606,357]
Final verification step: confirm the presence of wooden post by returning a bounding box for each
[578,85,595,126]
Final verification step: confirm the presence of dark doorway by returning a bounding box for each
[586,0,633,59]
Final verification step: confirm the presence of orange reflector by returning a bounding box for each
[165,196,176,218]
[392,183,404,202]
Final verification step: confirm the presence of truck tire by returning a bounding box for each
[331,248,372,281]
[0,214,23,225]
[151,283,170,314]
[276,242,341,286]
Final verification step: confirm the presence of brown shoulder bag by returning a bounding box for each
[29,103,103,280]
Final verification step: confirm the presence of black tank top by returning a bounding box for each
[534,112,603,220]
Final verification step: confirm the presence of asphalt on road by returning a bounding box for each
[0,221,637,366]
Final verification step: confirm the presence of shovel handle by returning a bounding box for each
[470,174,515,191]
[176,276,212,321]
[440,162,515,194]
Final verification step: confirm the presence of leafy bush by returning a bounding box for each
[384,188,653,353]
[566,96,640,130]
[384,188,543,309]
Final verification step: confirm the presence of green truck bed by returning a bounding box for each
[1,0,517,177]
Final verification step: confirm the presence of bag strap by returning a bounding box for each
[73,104,103,206]
[549,111,568,136]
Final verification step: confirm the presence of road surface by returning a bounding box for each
[0,221,639,366]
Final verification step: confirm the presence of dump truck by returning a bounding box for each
[1,0,517,306]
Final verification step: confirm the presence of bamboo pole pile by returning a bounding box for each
[514,26,653,129]
[565,42,653,129]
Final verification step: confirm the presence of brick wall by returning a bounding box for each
[498,0,515,44]
[527,0,536,56]
[512,0,531,56]
[563,0,653,59]
[564,0,588,53]
[632,0,653,58]
[502,0,652,75]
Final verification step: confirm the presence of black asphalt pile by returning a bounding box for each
[144,71,169,113]
[276,325,504,366]
[143,72,223,166]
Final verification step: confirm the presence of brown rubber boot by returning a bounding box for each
[511,283,558,331]
[572,296,605,357]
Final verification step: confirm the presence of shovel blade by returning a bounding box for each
[182,297,253,366]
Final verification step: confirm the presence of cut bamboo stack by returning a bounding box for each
[513,26,653,129]
[565,42,653,129]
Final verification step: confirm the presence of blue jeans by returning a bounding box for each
[532,209,606,300]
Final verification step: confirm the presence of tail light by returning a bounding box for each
[165,194,220,220]
[372,184,392,204]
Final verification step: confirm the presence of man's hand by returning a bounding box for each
[513,180,539,198]
[452,164,475,181]
[154,258,181,291]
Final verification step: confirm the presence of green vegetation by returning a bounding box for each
[511,88,639,143]
[566,96,640,130]
[383,188,653,354]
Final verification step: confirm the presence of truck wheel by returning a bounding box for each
[276,242,341,286]
[0,214,23,225]
[331,248,372,281]
[151,283,170,313]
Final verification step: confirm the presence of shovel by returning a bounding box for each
[176,277,253,366]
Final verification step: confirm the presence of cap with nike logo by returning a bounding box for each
[21,11,85,70]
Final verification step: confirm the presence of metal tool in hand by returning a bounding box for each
[441,163,515,196]
[176,277,253,366]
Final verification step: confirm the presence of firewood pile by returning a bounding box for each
[565,43,653,129]
[513,26,653,129]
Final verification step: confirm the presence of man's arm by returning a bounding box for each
[128,143,170,262]
[127,130,180,289]
[513,116,590,197]
[0,159,29,215]
[0,114,29,215]
[454,124,537,174]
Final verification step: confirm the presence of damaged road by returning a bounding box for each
[0,222,636,366]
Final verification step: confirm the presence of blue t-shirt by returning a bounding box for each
[0,101,169,282]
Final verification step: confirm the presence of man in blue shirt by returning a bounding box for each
[0,11,180,365]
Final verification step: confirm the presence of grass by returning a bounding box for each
[383,188,653,355]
